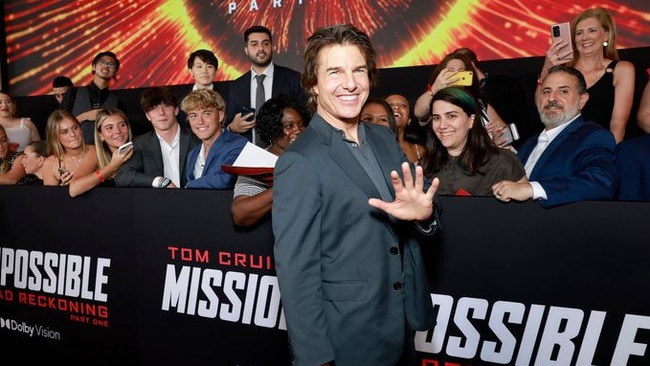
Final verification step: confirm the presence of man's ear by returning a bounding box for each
[578,92,590,110]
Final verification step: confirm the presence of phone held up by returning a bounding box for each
[498,123,521,148]
[449,71,473,86]
[240,107,256,122]
[118,141,133,154]
[551,22,574,62]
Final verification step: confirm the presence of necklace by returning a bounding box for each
[65,152,84,162]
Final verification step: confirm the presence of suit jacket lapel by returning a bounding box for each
[530,117,584,180]
[311,115,381,199]
[148,132,164,172]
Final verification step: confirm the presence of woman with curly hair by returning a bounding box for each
[231,94,309,227]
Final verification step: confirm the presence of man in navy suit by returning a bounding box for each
[492,65,617,207]
[272,24,440,366]
[226,25,306,147]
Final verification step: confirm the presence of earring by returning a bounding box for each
[603,41,609,47]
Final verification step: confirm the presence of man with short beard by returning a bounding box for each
[225,25,306,147]
[491,65,617,207]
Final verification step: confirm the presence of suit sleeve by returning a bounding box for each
[114,143,156,188]
[185,139,245,189]
[272,150,335,365]
[538,129,618,208]
[614,141,642,200]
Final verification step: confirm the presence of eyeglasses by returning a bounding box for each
[97,60,116,69]
[283,121,305,131]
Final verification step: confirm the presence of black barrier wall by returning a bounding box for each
[1,187,649,365]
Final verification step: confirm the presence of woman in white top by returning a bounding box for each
[0,91,41,151]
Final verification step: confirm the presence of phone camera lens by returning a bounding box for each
[552,26,560,37]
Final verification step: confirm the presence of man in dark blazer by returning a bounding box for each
[115,86,198,188]
[272,24,441,366]
[226,25,306,146]
[492,65,617,207]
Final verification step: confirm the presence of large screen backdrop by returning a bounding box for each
[3,0,650,96]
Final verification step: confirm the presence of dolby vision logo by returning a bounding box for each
[0,317,11,329]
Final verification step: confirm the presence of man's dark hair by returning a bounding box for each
[92,51,120,73]
[545,65,588,94]
[187,49,219,70]
[140,86,179,112]
[302,24,377,111]
[52,76,73,89]
[244,25,272,44]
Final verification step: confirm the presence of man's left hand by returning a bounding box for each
[368,162,439,221]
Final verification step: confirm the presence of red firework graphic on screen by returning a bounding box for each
[3,0,650,96]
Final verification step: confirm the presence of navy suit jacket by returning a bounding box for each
[114,125,199,188]
[226,64,306,142]
[518,115,618,207]
[615,133,650,201]
[272,114,438,366]
[184,129,247,189]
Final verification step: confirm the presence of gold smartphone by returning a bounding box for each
[449,71,473,86]
[551,22,574,62]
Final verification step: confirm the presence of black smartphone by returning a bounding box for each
[240,107,256,122]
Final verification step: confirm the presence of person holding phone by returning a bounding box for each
[68,108,134,197]
[538,7,635,143]
[413,51,511,147]
[422,87,526,196]
[225,25,306,147]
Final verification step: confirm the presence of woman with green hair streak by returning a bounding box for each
[421,86,526,196]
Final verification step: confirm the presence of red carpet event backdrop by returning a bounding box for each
[3,0,650,96]
[1,187,650,364]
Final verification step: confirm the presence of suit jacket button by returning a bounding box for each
[393,282,402,290]
[390,246,399,255]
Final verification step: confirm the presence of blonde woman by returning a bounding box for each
[42,110,97,186]
[69,108,134,197]
[539,7,634,143]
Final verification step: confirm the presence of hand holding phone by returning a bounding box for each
[118,141,133,154]
[239,107,256,122]
[550,22,574,62]
[449,71,473,86]
[497,123,521,148]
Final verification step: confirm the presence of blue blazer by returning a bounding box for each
[518,115,618,207]
[184,130,247,189]
[272,114,438,366]
[226,64,306,142]
[615,133,650,201]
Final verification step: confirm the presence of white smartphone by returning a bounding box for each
[551,22,574,62]
[118,141,133,154]
[498,123,521,147]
